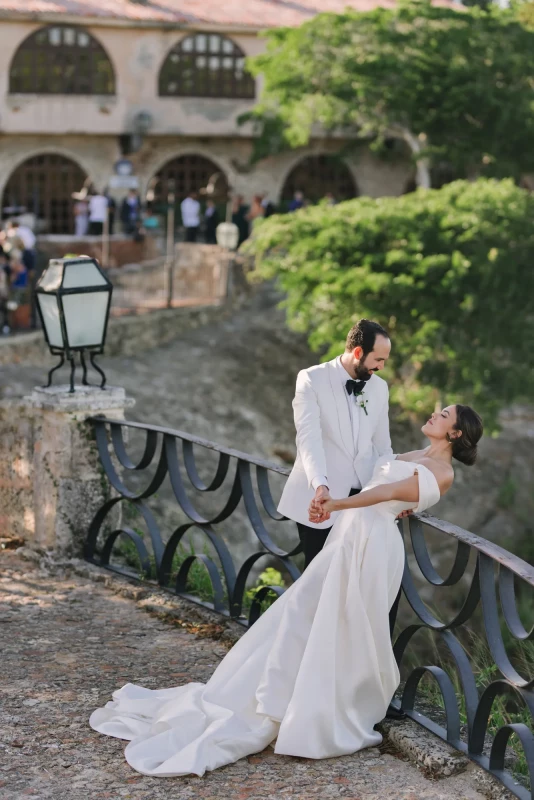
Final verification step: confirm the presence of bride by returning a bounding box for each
[90,403,483,777]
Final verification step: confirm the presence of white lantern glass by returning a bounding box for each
[38,293,63,347]
[62,261,108,289]
[216,222,239,250]
[39,262,63,292]
[62,292,109,348]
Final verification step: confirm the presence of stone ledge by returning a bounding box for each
[377,716,469,779]
[29,384,135,412]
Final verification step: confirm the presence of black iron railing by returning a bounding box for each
[85,417,534,799]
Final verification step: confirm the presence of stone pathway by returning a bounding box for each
[0,551,490,800]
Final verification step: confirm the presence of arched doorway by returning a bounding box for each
[281,155,357,208]
[2,153,88,234]
[152,154,228,205]
[151,154,229,233]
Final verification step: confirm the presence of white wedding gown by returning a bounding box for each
[90,457,440,776]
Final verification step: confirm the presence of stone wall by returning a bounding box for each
[0,300,236,367]
[0,246,242,366]
[37,234,163,268]
[0,397,35,539]
[0,133,414,215]
[0,21,262,139]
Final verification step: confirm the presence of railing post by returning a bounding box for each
[0,385,134,556]
[166,181,176,308]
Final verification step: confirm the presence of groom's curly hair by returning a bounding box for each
[345,319,389,356]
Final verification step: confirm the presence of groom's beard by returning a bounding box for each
[355,361,375,381]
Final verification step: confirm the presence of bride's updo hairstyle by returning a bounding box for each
[449,405,483,466]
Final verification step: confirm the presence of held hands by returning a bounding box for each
[308,485,335,524]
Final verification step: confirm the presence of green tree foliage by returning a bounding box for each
[242,1,534,187]
[244,179,534,428]
[515,0,534,28]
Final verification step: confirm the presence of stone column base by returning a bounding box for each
[0,385,134,556]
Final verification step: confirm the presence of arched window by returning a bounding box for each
[281,155,357,208]
[159,33,255,99]
[9,25,115,95]
[2,153,88,234]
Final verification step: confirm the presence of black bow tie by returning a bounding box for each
[346,379,367,396]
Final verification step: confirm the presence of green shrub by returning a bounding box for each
[245,179,534,429]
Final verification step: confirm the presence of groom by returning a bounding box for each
[278,319,394,568]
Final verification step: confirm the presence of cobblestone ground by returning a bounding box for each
[0,552,491,800]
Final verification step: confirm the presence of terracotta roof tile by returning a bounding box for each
[0,0,455,28]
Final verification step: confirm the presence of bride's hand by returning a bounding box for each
[318,498,336,514]
[308,498,328,523]
[308,497,336,523]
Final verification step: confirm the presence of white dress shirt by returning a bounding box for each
[181,197,201,228]
[311,357,363,492]
[89,195,109,223]
[11,224,36,249]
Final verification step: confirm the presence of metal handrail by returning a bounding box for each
[85,416,534,799]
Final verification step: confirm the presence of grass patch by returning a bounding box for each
[115,523,287,617]
[412,630,533,787]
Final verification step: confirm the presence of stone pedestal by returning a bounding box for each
[0,385,134,556]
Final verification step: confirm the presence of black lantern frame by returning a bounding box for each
[35,256,113,393]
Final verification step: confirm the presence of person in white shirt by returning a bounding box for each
[180,191,201,242]
[88,192,109,236]
[74,199,89,237]
[7,220,36,251]
[278,319,397,568]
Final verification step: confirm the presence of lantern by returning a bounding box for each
[35,256,112,393]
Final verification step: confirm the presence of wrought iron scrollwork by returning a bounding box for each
[85,417,534,799]
[84,417,301,628]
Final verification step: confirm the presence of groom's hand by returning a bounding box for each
[314,484,330,503]
[309,485,331,523]
[314,485,331,521]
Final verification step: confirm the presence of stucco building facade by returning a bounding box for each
[0,1,415,233]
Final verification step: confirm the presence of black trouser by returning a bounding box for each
[185,226,199,243]
[297,487,361,569]
[89,221,104,236]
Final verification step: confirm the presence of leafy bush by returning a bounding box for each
[244,179,534,428]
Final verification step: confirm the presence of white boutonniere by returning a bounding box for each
[358,394,369,416]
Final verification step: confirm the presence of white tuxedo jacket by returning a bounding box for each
[278,358,393,528]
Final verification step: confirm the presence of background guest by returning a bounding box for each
[246,194,264,230]
[6,219,36,274]
[88,190,108,235]
[261,194,276,218]
[105,190,117,235]
[205,199,220,244]
[120,189,141,236]
[181,190,201,242]
[289,190,304,211]
[73,197,89,236]
[5,219,37,328]
[232,195,249,247]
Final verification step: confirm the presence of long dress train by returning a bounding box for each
[90,458,440,776]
